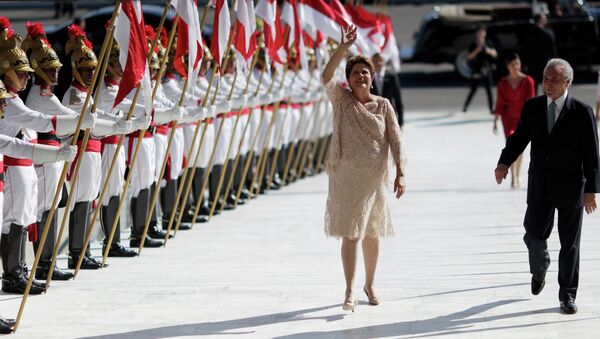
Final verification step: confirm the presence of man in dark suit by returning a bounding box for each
[494,59,600,314]
[371,53,404,127]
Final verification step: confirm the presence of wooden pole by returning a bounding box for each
[11,1,122,332]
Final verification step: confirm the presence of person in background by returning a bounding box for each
[524,13,557,94]
[462,25,497,114]
[595,70,600,120]
[493,53,535,188]
[371,53,404,127]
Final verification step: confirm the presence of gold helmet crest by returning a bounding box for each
[0,17,34,87]
[65,24,97,87]
[22,21,63,85]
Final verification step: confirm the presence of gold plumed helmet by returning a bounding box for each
[0,79,14,100]
[0,17,35,87]
[106,38,122,80]
[149,44,160,71]
[65,24,97,88]
[0,79,13,117]
[22,21,62,85]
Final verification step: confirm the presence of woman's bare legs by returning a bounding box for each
[342,237,359,303]
[362,236,379,301]
[512,154,523,188]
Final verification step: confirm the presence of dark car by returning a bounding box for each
[405,0,600,78]
[41,4,212,100]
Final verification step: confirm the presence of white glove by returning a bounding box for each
[81,111,97,130]
[55,114,90,136]
[32,143,77,164]
[132,114,151,131]
[215,101,232,115]
[114,116,133,135]
[171,105,184,121]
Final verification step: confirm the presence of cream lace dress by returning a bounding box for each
[323,78,405,240]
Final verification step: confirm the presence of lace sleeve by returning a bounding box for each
[383,99,406,175]
[321,74,345,103]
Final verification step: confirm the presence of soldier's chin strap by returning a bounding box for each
[72,63,88,90]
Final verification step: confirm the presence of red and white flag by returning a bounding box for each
[172,0,204,88]
[345,3,386,54]
[210,0,231,68]
[378,14,401,72]
[255,0,286,65]
[330,0,377,56]
[281,0,308,70]
[302,0,340,42]
[113,0,151,114]
[233,0,257,65]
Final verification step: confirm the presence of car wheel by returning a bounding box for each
[454,50,479,80]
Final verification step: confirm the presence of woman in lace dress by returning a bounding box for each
[322,26,406,311]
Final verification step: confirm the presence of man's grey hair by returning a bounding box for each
[544,58,574,83]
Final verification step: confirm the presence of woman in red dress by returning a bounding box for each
[493,53,535,188]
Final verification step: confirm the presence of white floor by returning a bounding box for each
[2,108,600,338]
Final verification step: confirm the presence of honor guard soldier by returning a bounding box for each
[0,79,76,331]
[96,37,149,255]
[61,24,133,268]
[0,18,85,293]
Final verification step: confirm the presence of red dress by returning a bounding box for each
[495,75,535,137]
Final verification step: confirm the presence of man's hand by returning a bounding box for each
[494,164,509,184]
[394,175,405,199]
[584,193,597,214]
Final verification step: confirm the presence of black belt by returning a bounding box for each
[38,132,61,143]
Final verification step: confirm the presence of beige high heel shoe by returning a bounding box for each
[364,286,380,305]
[342,293,357,312]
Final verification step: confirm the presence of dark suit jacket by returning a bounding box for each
[498,94,600,208]
[371,72,404,126]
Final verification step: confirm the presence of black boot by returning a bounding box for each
[225,161,244,206]
[0,315,15,334]
[68,202,101,270]
[1,224,45,294]
[33,210,73,280]
[210,164,233,211]
[101,196,135,257]
[161,179,192,230]
[130,190,163,248]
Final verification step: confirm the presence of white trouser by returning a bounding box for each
[183,123,198,168]
[35,161,63,221]
[196,122,214,168]
[273,106,290,150]
[258,109,275,151]
[69,152,101,208]
[289,106,301,144]
[213,116,233,166]
[169,127,185,179]
[100,143,126,205]
[3,166,37,232]
[228,114,243,160]
[248,107,263,153]
[127,136,156,198]
[153,132,168,183]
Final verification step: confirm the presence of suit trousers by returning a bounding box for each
[523,203,583,300]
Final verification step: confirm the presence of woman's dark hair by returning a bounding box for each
[345,55,375,81]
[504,52,520,65]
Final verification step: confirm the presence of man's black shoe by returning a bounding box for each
[35,265,74,281]
[531,274,545,295]
[104,244,137,258]
[560,298,578,314]
[148,227,172,239]
[177,222,192,230]
[130,236,163,248]
[1,275,45,294]
[239,188,250,200]
[68,256,102,270]
[0,316,15,334]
